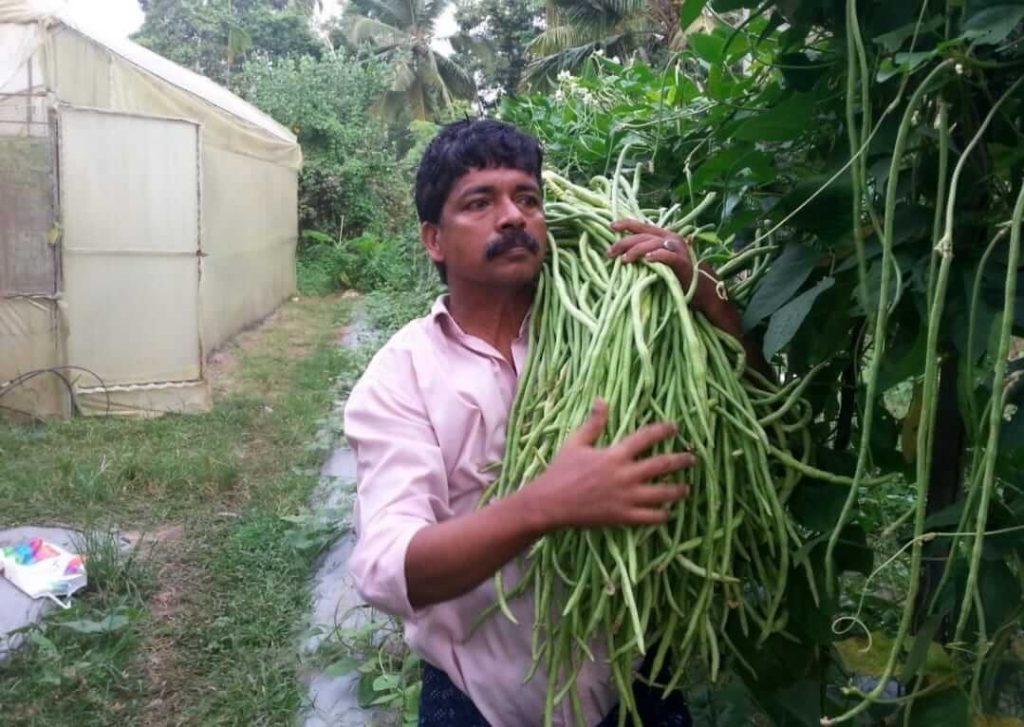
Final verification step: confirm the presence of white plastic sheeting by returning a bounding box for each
[0,136,55,295]
[60,107,202,386]
[201,145,298,349]
[0,297,67,418]
[44,25,301,170]
[0,0,62,23]
[0,1,301,418]
[0,24,46,137]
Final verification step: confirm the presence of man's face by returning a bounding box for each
[422,167,548,288]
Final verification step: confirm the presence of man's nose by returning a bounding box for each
[496,195,526,230]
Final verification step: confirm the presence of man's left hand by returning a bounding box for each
[608,218,728,324]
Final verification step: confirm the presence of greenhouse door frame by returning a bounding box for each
[57,104,209,415]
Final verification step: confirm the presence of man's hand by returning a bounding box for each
[404,400,693,609]
[608,218,729,324]
[607,218,773,378]
[523,399,694,531]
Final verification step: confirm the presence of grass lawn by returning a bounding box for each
[0,293,368,726]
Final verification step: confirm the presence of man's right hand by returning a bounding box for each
[523,399,695,532]
[403,399,694,609]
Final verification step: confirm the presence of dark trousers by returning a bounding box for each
[418,661,692,727]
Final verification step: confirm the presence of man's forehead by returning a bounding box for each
[449,167,540,195]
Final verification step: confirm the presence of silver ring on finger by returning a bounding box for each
[662,238,679,252]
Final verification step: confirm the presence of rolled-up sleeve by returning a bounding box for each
[343,370,452,620]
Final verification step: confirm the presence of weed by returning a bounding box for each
[0,295,364,725]
[312,606,420,726]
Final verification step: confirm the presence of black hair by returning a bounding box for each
[414,119,544,284]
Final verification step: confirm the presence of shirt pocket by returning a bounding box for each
[426,374,511,510]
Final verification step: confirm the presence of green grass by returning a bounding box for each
[0,294,371,726]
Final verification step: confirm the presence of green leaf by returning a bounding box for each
[357,672,377,707]
[689,32,727,63]
[962,6,1024,46]
[877,322,927,391]
[373,673,400,691]
[726,617,817,691]
[742,244,819,331]
[979,559,1021,630]
[56,614,130,635]
[689,145,775,189]
[901,614,943,682]
[712,0,762,10]
[777,52,828,92]
[833,524,873,576]
[771,679,822,726]
[788,481,850,532]
[763,277,835,359]
[877,50,938,82]
[923,501,966,530]
[325,657,360,677]
[906,687,968,727]
[733,94,815,142]
[680,0,711,31]
[29,631,58,655]
[873,16,945,52]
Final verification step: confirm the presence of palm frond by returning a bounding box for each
[449,31,498,70]
[342,14,411,48]
[402,77,430,120]
[419,0,451,24]
[553,0,645,27]
[433,51,477,99]
[420,53,453,108]
[350,0,412,30]
[524,41,603,87]
[390,57,418,92]
[528,24,596,55]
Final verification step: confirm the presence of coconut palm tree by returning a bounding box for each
[339,0,477,121]
[525,0,712,86]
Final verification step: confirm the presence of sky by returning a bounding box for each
[58,0,457,49]
[61,0,145,39]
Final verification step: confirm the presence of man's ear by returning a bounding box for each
[421,221,445,266]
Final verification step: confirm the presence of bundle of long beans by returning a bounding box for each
[481,161,871,726]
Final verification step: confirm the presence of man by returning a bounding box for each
[344,120,754,726]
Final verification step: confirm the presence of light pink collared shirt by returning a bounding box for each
[344,295,616,726]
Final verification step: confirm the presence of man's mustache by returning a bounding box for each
[484,229,542,261]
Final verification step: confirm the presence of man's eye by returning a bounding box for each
[519,195,540,207]
[466,199,489,210]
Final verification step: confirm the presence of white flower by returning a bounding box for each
[557,70,571,82]
[593,48,605,57]
[1005,404,1018,422]
[955,62,965,75]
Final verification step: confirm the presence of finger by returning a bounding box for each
[627,452,697,481]
[642,248,692,278]
[629,484,691,506]
[614,422,677,459]
[610,218,668,237]
[621,237,667,264]
[607,233,654,258]
[565,399,609,448]
[622,508,671,526]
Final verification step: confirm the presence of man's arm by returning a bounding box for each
[405,400,694,608]
[346,372,695,616]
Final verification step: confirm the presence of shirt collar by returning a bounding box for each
[429,294,533,343]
